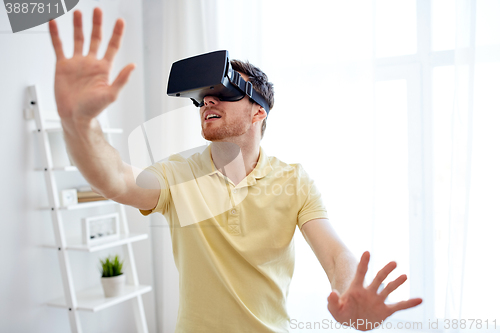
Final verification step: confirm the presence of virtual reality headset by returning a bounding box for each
[166,50,270,114]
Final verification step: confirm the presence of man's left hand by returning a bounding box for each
[327,251,423,331]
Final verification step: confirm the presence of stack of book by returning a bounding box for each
[77,186,107,203]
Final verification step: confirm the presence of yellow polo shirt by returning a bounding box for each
[139,144,328,333]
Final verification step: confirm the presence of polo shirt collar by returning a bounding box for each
[249,146,273,180]
[202,143,273,182]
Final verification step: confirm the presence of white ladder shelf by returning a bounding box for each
[28,85,151,332]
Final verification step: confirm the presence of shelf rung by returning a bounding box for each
[34,127,123,134]
[46,284,152,312]
[35,166,79,172]
[42,233,148,252]
[41,200,116,210]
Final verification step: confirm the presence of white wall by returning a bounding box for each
[0,0,157,332]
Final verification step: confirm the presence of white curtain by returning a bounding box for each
[443,0,500,330]
[444,0,475,327]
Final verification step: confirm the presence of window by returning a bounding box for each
[257,1,500,330]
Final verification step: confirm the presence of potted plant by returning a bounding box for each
[99,255,125,297]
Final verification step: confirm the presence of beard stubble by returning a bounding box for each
[202,106,253,141]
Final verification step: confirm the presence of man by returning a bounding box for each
[48,8,422,332]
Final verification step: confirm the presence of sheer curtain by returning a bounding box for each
[441,0,500,330]
[444,0,475,326]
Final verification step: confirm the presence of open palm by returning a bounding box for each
[327,251,423,331]
[48,8,135,121]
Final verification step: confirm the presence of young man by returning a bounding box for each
[49,8,422,332]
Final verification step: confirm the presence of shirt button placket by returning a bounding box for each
[228,205,240,235]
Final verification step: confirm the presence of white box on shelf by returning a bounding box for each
[82,213,120,245]
[60,189,78,207]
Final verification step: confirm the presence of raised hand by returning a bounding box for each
[48,8,135,122]
[327,251,422,331]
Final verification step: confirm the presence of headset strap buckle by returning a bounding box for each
[245,81,253,98]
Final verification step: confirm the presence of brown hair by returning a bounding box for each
[230,60,274,139]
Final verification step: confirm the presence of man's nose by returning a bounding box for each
[203,95,220,106]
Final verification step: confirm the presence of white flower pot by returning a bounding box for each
[101,274,126,297]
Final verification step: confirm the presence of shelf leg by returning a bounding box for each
[30,85,82,333]
[68,306,82,333]
[132,296,149,333]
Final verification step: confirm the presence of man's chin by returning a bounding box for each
[203,135,225,141]
[202,125,247,141]
[202,130,223,141]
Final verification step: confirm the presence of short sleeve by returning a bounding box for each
[138,162,171,216]
[296,165,329,230]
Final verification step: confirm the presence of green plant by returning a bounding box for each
[99,255,124,278]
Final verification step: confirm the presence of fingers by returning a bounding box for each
[387,297,423,315]
[327,290,341,314]
[352,251,370,287]
[88,7,103,57]
[103,18,125,63]
[48,20,65,60]
[379,274,407,299]
[367,261,397,293]
[73,10,84,55]
[110,63,136,97]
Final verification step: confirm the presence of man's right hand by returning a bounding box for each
[48,7,135,123]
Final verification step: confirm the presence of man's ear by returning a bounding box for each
[252,104,267,124]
